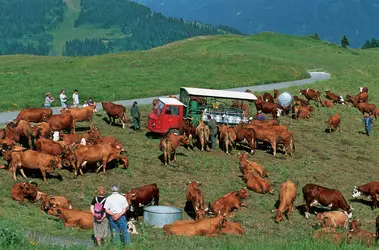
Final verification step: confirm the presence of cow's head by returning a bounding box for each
[187,181,201,189]
[352,186,362,198]
[273,209,284,223]
[237,187,249,199]
[125,192,137,206]
[47,206,63,218]
[180,135,191,146]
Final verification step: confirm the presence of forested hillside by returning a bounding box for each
[0,0,65,55]
[133,0,379,47]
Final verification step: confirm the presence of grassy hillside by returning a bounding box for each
[1,33,379,249]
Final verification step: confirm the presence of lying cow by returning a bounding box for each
[125,183,159,220]
[40,195,73,212]
[239,153,268,177]
[243,172,273,194]
[313,227,346,244]
[348,219,376,246]
[302,184,352,219]
[273,180,296,223]
[102,101,127,129]
[315,211,348,229]
[208,188,249,215]
[10,182,43,203]
[159,133,190,165]
[48,207,93,229]
[321,100,334,108]
[352,182,379,209]
[186,181,206,220]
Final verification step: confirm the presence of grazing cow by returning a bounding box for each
[232,125,256,154]
[302,184,352,219]
[9,149,62,184]
[357,103,376,116]
[263,92,274,103]
[40,195,72,212]
[186,181,205,220]
[73,143,124,177]
[348,219,376,246]
[273,89,280,101]
[196,120,210,151]
[208,188,249,215]
[32,122,51,139]
[315,211,348,229]
[355,91,368,103]
[220,221,244,235]
[159,133,190,165]
[218,125,236,154]
[352,182,379,209]
[164,213,227,237]
[243,172,273,194]
[66,106,96,133]
[313,228,346,244]
[15,108,52,123]
[10,182,42,202]
[321,100,334,108]
[300,89,321,103]
[239,153,268,177]
[102,101,127,129]
[48,207,93,229]
[326,114,341,133]
[47,109,73,133]
[273,180,296,223]
[125,184,159,220]
[254,100,282,119]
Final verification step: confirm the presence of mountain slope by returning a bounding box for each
[132,0,379,47]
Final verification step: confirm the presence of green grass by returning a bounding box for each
[1,33,379,249]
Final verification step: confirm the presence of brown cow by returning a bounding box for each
[1,138,17,152]
[254,100,282,119]
[32,122,51,139]
[348,219,376,246]
[48,207,93,229]
[35,137,66,156]
[208,188,249,215]
[263,92,274,103]
[195,120,210,151]
[249,119,280,126]
[355,92,368,103]
[60,129,101,145]
[125,184,159,220]
[14,120,35,148]
[300,89,321,103]
[356,103,376,116]
[326,114,341,133]
[242,172,273,194]
[15,108,52,123]
[47,109,73,133]
[180,119,197,148]
[250,126,277,157]
[220,221,244,235]
[321,100,334,108]
[159,133,190,165]
[313,228,346,244]
[73,143,123,177]
[5,122,21,144]
[293,95,309,106]
[273,180,296,223]
[186,181,206,220]
[232,125,256,154]
[315,211,348,229]
[9,149,62,183]
[66,106,96,133]
[239,153,268,177]
[40,195,72,212]
[102,101,127,129]
[94,136,125,151]
[325,90,341,104]
[297,108,311,120]
[302,184,352,219]
[10,182,42,202]
[346,94,358,107]
[352,182,379,209]
[164,213,226,237]
[218,125,236,154]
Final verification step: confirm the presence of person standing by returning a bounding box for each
[60,89,67,109]
[131,101,141,130]
[362,113,373,136]
[72,89,79,108]
[207,114,218,150]
[104,185,130,245]
[90,186,109,247]
[44,92,55,108]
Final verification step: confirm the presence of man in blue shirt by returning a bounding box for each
[362,113,373,136]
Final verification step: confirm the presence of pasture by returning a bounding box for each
[1,33,379,249]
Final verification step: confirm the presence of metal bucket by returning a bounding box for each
[143,205,182,228]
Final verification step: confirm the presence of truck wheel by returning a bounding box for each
[168,129,180,135]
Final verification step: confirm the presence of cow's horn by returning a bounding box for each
[314,211,318,215]
[243,187,247,190]
[196,181,200,185]
[195,207,199,211]
[131,193,136,197]
[29,181,38,187]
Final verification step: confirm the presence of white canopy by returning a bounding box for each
[159,97,185,106]
[181,87,257,101]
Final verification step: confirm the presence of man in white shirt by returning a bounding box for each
[72,89,79,108]
[60,89,67,109]
[104,185,130,245]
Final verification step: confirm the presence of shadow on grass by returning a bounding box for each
[184,201,197,220]
[158,153,188,165]
[145,132,162,140]
[350,198,373,208]
[20,169,64,182]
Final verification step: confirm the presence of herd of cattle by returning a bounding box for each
[2,86,379,245]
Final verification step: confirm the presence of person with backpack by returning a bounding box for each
[90,186,109,247]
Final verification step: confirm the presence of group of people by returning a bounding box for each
[90,185,131,246]
[44,89,96,109]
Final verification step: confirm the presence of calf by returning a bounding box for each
[346,94,358,107]
[321,100,334,108]
[60,129,101,145]
[125,183,159,220]
[186,181,206,220]
[243,172,273,194]
[239,153,268,177]
[273,180,296,223]
[159,133,190,165]
[348,219,376,246]
[40,195,72,212]
[352,182,379,209]
[313,228,346,244]
[302,184,352,219]
[48,207,93,229]
[102,101,127,128]
[326,114,341,133]
[195,120,210,151]
[15,120,34,148]
[208,188,249,215]
[10,182,42,202]
[315,211,348,229]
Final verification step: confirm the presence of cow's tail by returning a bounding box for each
[376,214,379,242]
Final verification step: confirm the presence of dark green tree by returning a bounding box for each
[312,32,320,40]
[341,35,350,48]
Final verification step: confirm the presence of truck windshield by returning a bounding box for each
[157,100,165,115]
